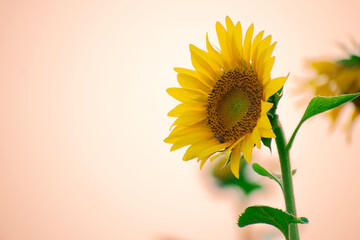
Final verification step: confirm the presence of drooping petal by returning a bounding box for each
[242,135,254,163]
[183,138,228,161]
[225,135,246,160]
[230,145,241,178]
[252,127,262,149]
[210,151,224,162]
[199,157,209,169]
[198,141,232,160]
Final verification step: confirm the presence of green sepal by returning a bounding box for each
[238,206,308,240]
[261,137,272,151]
[287,92,360,151]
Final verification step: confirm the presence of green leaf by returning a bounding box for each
[252,163,283,190]
[287,92,360,151]
[238,206,308,240]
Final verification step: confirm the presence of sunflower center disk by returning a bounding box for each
[207,67,263,143]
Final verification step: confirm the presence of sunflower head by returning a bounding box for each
[165,17,287,178]
[305,49,360,135]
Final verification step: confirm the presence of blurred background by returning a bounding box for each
[1,0,360,239]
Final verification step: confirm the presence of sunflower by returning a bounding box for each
[165,17,287,178]
[306,51,360,134]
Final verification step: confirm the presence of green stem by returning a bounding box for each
[273,114,300,240]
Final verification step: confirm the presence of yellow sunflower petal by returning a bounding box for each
[257,45,276,80]
[261,100,274,113]
[233,22,243,61]
[170,131,214,151]
[213,154,228,170]
[252,35,272,71]
[165,124,206,143]
[199,157,209,169]
[190,44,219,80]
[252,127,262,149]
[177,73,211,94]
[250,31,264,60]
[173,111,207,127]
[259,128,276,138]
[183,138,231,161]
[206,33,226,69]
[225,17,236,62]
[210,151,224,162]
[182,138,218,161]
[263,76,288,101]
[259,57,275,85]
[174,67,214,88]
[225,16,235,34]
[216,21,231,64]
[258,114,272,129]
[168,102,206,118]
[225,135,246,160]
[167,87,207,103]
[167,104,183,117]
[243,24,254,65]
[198,141,232,160]
[230,146,241,178]
[164,125,185,143]
[242,135,254,163]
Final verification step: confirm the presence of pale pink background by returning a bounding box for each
[1,0,360,239]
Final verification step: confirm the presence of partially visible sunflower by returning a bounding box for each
[165,17,287,178]
[305,48,360,134]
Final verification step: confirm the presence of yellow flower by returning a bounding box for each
[165,17,287,178]
[306,53,360,133]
